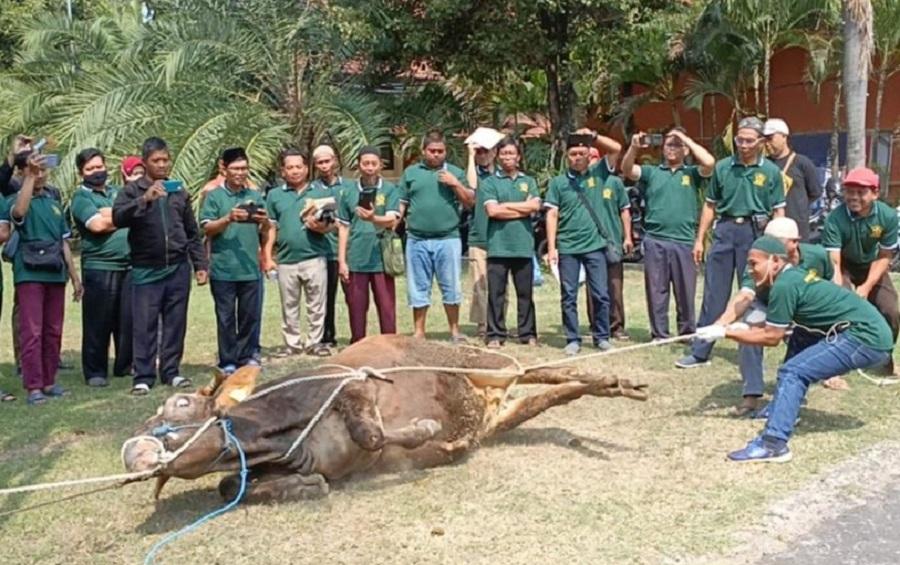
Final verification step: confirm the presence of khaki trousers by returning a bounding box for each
[468,246,488,326]
[277,257,327,351]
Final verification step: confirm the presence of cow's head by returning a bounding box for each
[121,366,260,492]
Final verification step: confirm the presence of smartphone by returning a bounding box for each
[32,138,47,153]
[43,154,60,168]
[163,180,184,193]
[358,188,377,210]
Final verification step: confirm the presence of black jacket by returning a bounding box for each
[112,176,207,271]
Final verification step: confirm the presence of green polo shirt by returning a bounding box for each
[544,161,612,255]
[399,161,468,240]
[265,183,331,264]
[767,266,894,352]
[706,156,785,217]
[10,191,71,284]
[199,185,265,282]
[468,165,493,249]
[0,197,9,290]
[481,171,540,258]
[70,185,130,271]
[337,179,401,272]
[741,242,834,303]
[821,201,898,268]
[641,164,706,245]
[311,176,351,260]
[596,175,630,254]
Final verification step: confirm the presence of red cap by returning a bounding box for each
[121,156,143,176]
[843,167,880,190]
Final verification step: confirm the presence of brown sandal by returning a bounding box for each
[0,390,16,402]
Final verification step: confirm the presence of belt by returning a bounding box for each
[719,215,752,224]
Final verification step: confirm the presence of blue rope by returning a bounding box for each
[143,419,248,565]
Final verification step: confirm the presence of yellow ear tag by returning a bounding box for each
[229,389,249,403]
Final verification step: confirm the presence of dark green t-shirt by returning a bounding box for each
[10,191,71,284]
[596,175,630,254]
[821,201,899,268]
[399,161,468,240]
[481,171,540,258]
[337,179,401,272]
[706,156,786,217]
[70,185,130,271]
[641,164,706,245]
[265,184,331,264]
[468,165,493,249]
[199,185,265,282]
[544,161,612,255]
[311,176,351,260]
[766,266,894,352]
[741,242,834,303]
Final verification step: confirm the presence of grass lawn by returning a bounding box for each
[0,262,898,564]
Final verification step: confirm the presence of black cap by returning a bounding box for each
[566,134,594,149]
[357,145,381,160]
[221,147,248,166]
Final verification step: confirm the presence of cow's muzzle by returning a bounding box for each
[121,435,165,473]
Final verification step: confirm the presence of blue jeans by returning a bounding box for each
[558,250,609,344]
[406,236,462,308]
[764,333,890,442]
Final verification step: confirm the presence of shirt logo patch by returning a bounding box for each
[804,270,820,283]
[681,176,691,187]
[375,194,386,206]
[52,205,62,216]
[871,225,884,239]
[753,173,767,187]
[518,182,529,192]
[587,177,596,189]
[602,188,613,199]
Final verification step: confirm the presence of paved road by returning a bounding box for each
[760,483,900,565]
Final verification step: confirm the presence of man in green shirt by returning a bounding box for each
[337,146,401,344]
[264,148,333,356]
[311,145,350,347]
[545,132,622,355]
[482,137,541,347]
[697,236,893,462]
[592,172,632,340]
[676,117,786,368]
[200,147,271,373]
[464,133,498,338]
[822,166,898,374]
[70,148,132,387]
[0,192,13,401]
[399,129,474,341]
[621,127,715,340]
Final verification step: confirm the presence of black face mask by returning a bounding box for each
[13,151,30,169]
[83,170,108,188]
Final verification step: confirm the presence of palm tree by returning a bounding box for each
[842,0,874,169]
[869,0,900,166]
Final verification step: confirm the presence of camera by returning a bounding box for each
[315,208,336,224]
[236,202,261,222]
[641,134,664,147]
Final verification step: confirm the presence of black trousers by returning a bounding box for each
[211,279,261,369]
[132,261,191,387]
[643,235,697,339]
[323,259,339,345]
[82,269,133,381]
[487,257,536,342]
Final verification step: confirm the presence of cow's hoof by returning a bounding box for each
[414,418,442,437]
[218,473,243,500]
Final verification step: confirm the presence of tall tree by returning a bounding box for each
[842,0,873,168]
[869,0,900,165]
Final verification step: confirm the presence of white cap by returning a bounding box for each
[763,118,790,136]
[764,217,800,240]
[464,127,505,150]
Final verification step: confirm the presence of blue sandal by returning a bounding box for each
[42,384,68,398]
[27,391,47,406]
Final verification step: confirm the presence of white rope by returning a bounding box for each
[0,469,158,496]
[159,417,219,465]
[521,333,695,372]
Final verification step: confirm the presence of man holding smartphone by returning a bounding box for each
[199,147,271,374]
[336,146,401,343]
[113,137,208,395]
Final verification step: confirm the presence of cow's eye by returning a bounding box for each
[175,397,191,409]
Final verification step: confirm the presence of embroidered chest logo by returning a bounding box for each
[586,177,596,189]
[518,182,529,193]
[602,188,613,199]
[375,194,386,207]
[753,173,767,187]
[52,205,62,216]
[804,270,820,283]
[681,175,691,187]
[870,224,884,239]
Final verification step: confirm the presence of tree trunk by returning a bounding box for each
[752,66,760,114]
[830,78,843,186]
[868,62,886,169]
[842,0,872,169]
[763,43,772,117]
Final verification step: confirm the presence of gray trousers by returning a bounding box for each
[691,219,756,360]
[643,235,697,339]
[276,257,327,351]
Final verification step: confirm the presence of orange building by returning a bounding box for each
[631,47,900,202]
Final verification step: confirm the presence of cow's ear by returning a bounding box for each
[214,366,261,410]
[198,369,227,398]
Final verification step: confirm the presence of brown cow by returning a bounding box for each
[122,335,646,503]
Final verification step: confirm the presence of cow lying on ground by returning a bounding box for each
[122,335,647,503]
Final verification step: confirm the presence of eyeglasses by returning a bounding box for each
[734,136,760,147]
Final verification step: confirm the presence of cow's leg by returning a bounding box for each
[518,367,584,385]
[482,378,647,437]
[338,380,442,451]
[218,471,329,503]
